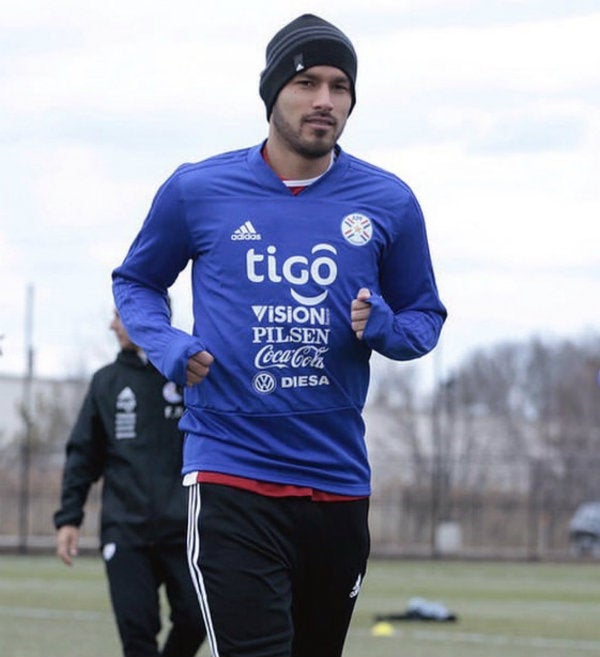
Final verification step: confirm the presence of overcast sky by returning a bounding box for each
[1,0,599,388]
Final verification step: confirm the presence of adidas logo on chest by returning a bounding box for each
[231,221,262,241]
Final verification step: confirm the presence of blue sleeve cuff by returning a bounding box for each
[363,293,443,361]
[362,293,392,342]
[161,334,207,386]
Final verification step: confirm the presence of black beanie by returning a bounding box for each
[259,14,357,119]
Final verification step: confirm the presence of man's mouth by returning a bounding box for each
[304,114,336,128]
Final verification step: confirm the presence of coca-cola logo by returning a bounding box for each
[254,345,328,370]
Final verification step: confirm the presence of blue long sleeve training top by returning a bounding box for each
[112,143,446,496]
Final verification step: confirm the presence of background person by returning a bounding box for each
[54,310,206,657]
[112,13,446,657]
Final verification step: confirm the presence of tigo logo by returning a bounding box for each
[231,221,261,241]
[246,243,337,306]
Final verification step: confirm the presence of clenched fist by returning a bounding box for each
[186,350,215,386]
[351,288,372,340]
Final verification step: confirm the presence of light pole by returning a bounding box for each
[18,284,35,554]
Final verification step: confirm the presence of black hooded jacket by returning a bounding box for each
[54,349,187,546]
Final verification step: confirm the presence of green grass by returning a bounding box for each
[1,556,600,657]
[350,560,600,657]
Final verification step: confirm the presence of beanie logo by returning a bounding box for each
[294,53,305,72]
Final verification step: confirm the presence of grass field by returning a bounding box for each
[1,555,600,657]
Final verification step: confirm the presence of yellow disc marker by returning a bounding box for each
[371,621,395,637]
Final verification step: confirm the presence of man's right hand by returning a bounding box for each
[186,350,215,386]
[56,525,80,566]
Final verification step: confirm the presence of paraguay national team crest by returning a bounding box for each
[341,213,372,246]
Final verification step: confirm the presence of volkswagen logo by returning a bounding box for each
[252,371,277,394]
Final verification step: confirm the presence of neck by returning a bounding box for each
[264,134,334,180]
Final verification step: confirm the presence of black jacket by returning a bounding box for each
[54,349,187,546]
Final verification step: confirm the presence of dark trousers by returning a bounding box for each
[187,483,370,657]
[104,542,206,657]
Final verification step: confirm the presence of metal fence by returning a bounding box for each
[0,450,583,560]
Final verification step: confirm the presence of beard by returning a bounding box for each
[270,105,347,159]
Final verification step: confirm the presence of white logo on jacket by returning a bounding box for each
[246,243,337,306]
[162,381,183,403]
[115,387,136,439]
[102,543,117,561]
[341,214,372,246]
[252,372,277,394]
[231,221,262,240]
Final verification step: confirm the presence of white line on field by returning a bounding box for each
[355,627,600,653]
[3,606,600,653]
[0,605,111,622]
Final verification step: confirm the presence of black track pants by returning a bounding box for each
[187,483,370,657]
[104,542,206,657]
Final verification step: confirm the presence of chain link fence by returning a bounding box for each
[0,445,586,560]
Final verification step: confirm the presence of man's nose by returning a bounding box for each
[313,84,334,110]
